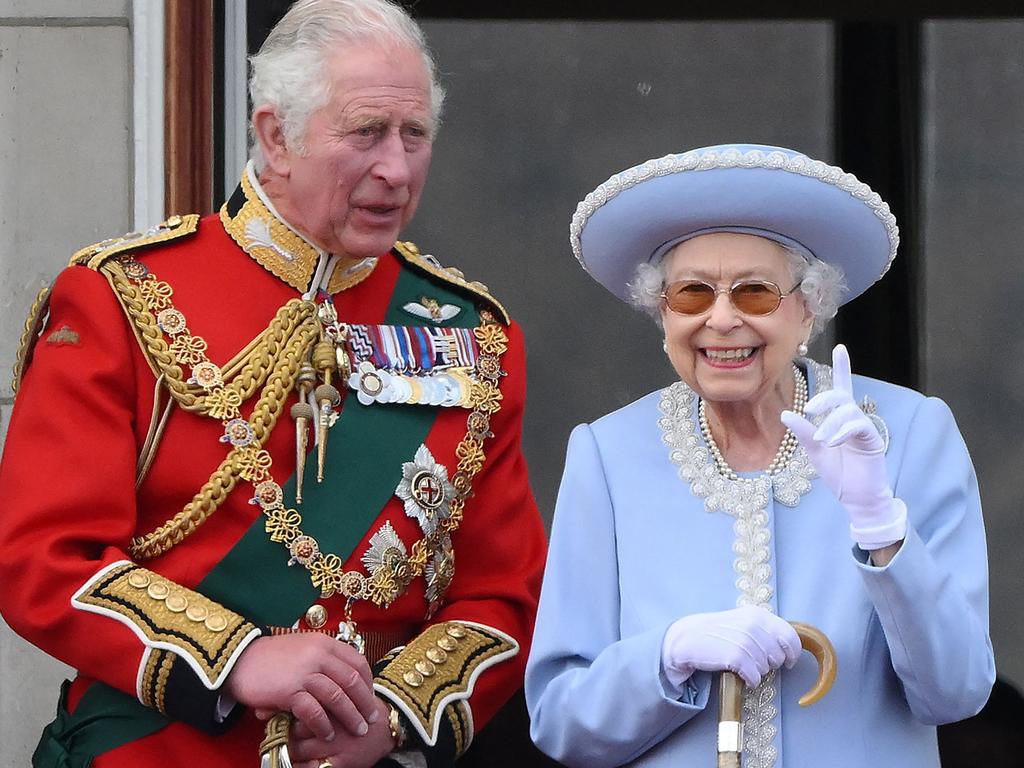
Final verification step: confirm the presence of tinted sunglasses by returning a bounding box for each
[660,279,801,316]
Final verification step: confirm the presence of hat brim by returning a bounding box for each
[571,145,898,305]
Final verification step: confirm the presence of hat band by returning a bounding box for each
[650,226,816,266]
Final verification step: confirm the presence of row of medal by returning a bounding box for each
[347,360,474,408]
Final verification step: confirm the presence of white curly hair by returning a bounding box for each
[248,0,446,172]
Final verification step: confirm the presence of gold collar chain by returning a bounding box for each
[256,303,510,619]
[120,250,511,624]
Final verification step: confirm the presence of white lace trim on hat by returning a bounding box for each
[570,147,899,280]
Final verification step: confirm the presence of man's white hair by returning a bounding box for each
[248,0,446,172]
[626,240,845,340]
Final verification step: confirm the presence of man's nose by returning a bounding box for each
[373,130,412,187]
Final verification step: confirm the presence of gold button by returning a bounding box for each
[445,625,467,639]
[165,594,188,613]
[147,582,169,600]
[426,647,448,664]
[127,570,151,589]
[186,604,209,622]
[437,636,458,651]
[205,614,228,632]
[403,670,424,687]
[305,604,328,630]
[415,660,436,677]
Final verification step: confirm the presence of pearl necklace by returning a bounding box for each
[698,364,808,480]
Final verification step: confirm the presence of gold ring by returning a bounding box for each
[318,762,333,768]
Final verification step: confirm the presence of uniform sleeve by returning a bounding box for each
[373,319,547,764]
[855,395,995,724]
[0,265,260,732]
[524,423,709,768]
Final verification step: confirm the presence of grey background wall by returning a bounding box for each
[0,10,1021,766]
[920,19,1024,701]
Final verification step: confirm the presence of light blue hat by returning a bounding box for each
[569,144,899,305]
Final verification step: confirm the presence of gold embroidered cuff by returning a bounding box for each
[72,561,260,692]
[373,621,518,748]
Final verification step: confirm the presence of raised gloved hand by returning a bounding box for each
[780,344,907,550]
[661,605,802,689]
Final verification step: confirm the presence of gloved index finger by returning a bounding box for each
[831,344,854,395]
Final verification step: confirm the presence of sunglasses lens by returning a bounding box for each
[731,281,782,315]
[664,282,716,314]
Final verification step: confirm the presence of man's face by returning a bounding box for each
[276,43,434,259]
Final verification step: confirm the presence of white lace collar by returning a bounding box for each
[656,358,832,768]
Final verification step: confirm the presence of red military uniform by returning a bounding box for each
[0,170,546,766]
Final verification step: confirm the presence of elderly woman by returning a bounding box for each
[524,144,994,767]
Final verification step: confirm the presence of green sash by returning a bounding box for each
[33,265,479,766]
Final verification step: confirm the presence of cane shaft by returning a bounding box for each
[717,670,744,767]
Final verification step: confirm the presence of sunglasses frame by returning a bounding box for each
[659,278,802,317]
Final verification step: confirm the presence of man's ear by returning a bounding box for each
[252,104,290,176]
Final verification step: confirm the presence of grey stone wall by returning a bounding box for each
[0,2,132,765]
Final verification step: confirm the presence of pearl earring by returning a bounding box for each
[797,342,809,357]
[662,340,669,354]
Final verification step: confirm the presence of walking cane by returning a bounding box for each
[717,621,836,768]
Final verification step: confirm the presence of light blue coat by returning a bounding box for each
[525,364,994,768]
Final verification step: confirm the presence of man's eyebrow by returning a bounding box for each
[347,114,390,130]
[403,116,434,135]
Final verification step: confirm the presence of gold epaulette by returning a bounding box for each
[11,215,200,393]
[71,214,201,270]
[393,241,510,325]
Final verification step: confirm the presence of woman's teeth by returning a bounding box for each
[704,347,754,361]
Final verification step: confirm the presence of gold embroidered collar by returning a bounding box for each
[220,167,376,294]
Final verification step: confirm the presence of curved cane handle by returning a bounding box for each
[717,621,836,767]
[790,621,837,707]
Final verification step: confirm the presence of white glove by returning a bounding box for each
[781,344,907,550]
[661,605,802,689]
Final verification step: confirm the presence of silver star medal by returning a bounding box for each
[362,521,409,577]
[395,444,455,537]
[425,534,455,610]
[361,522,411,608]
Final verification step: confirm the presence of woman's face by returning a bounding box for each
[660,232,813,406]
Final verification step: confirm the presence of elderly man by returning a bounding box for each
[0,1,546,767]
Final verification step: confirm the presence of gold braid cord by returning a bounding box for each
[11,282,53,393]
[104,257,321,560]
[13,215,200,395]
[259,713,294,768]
